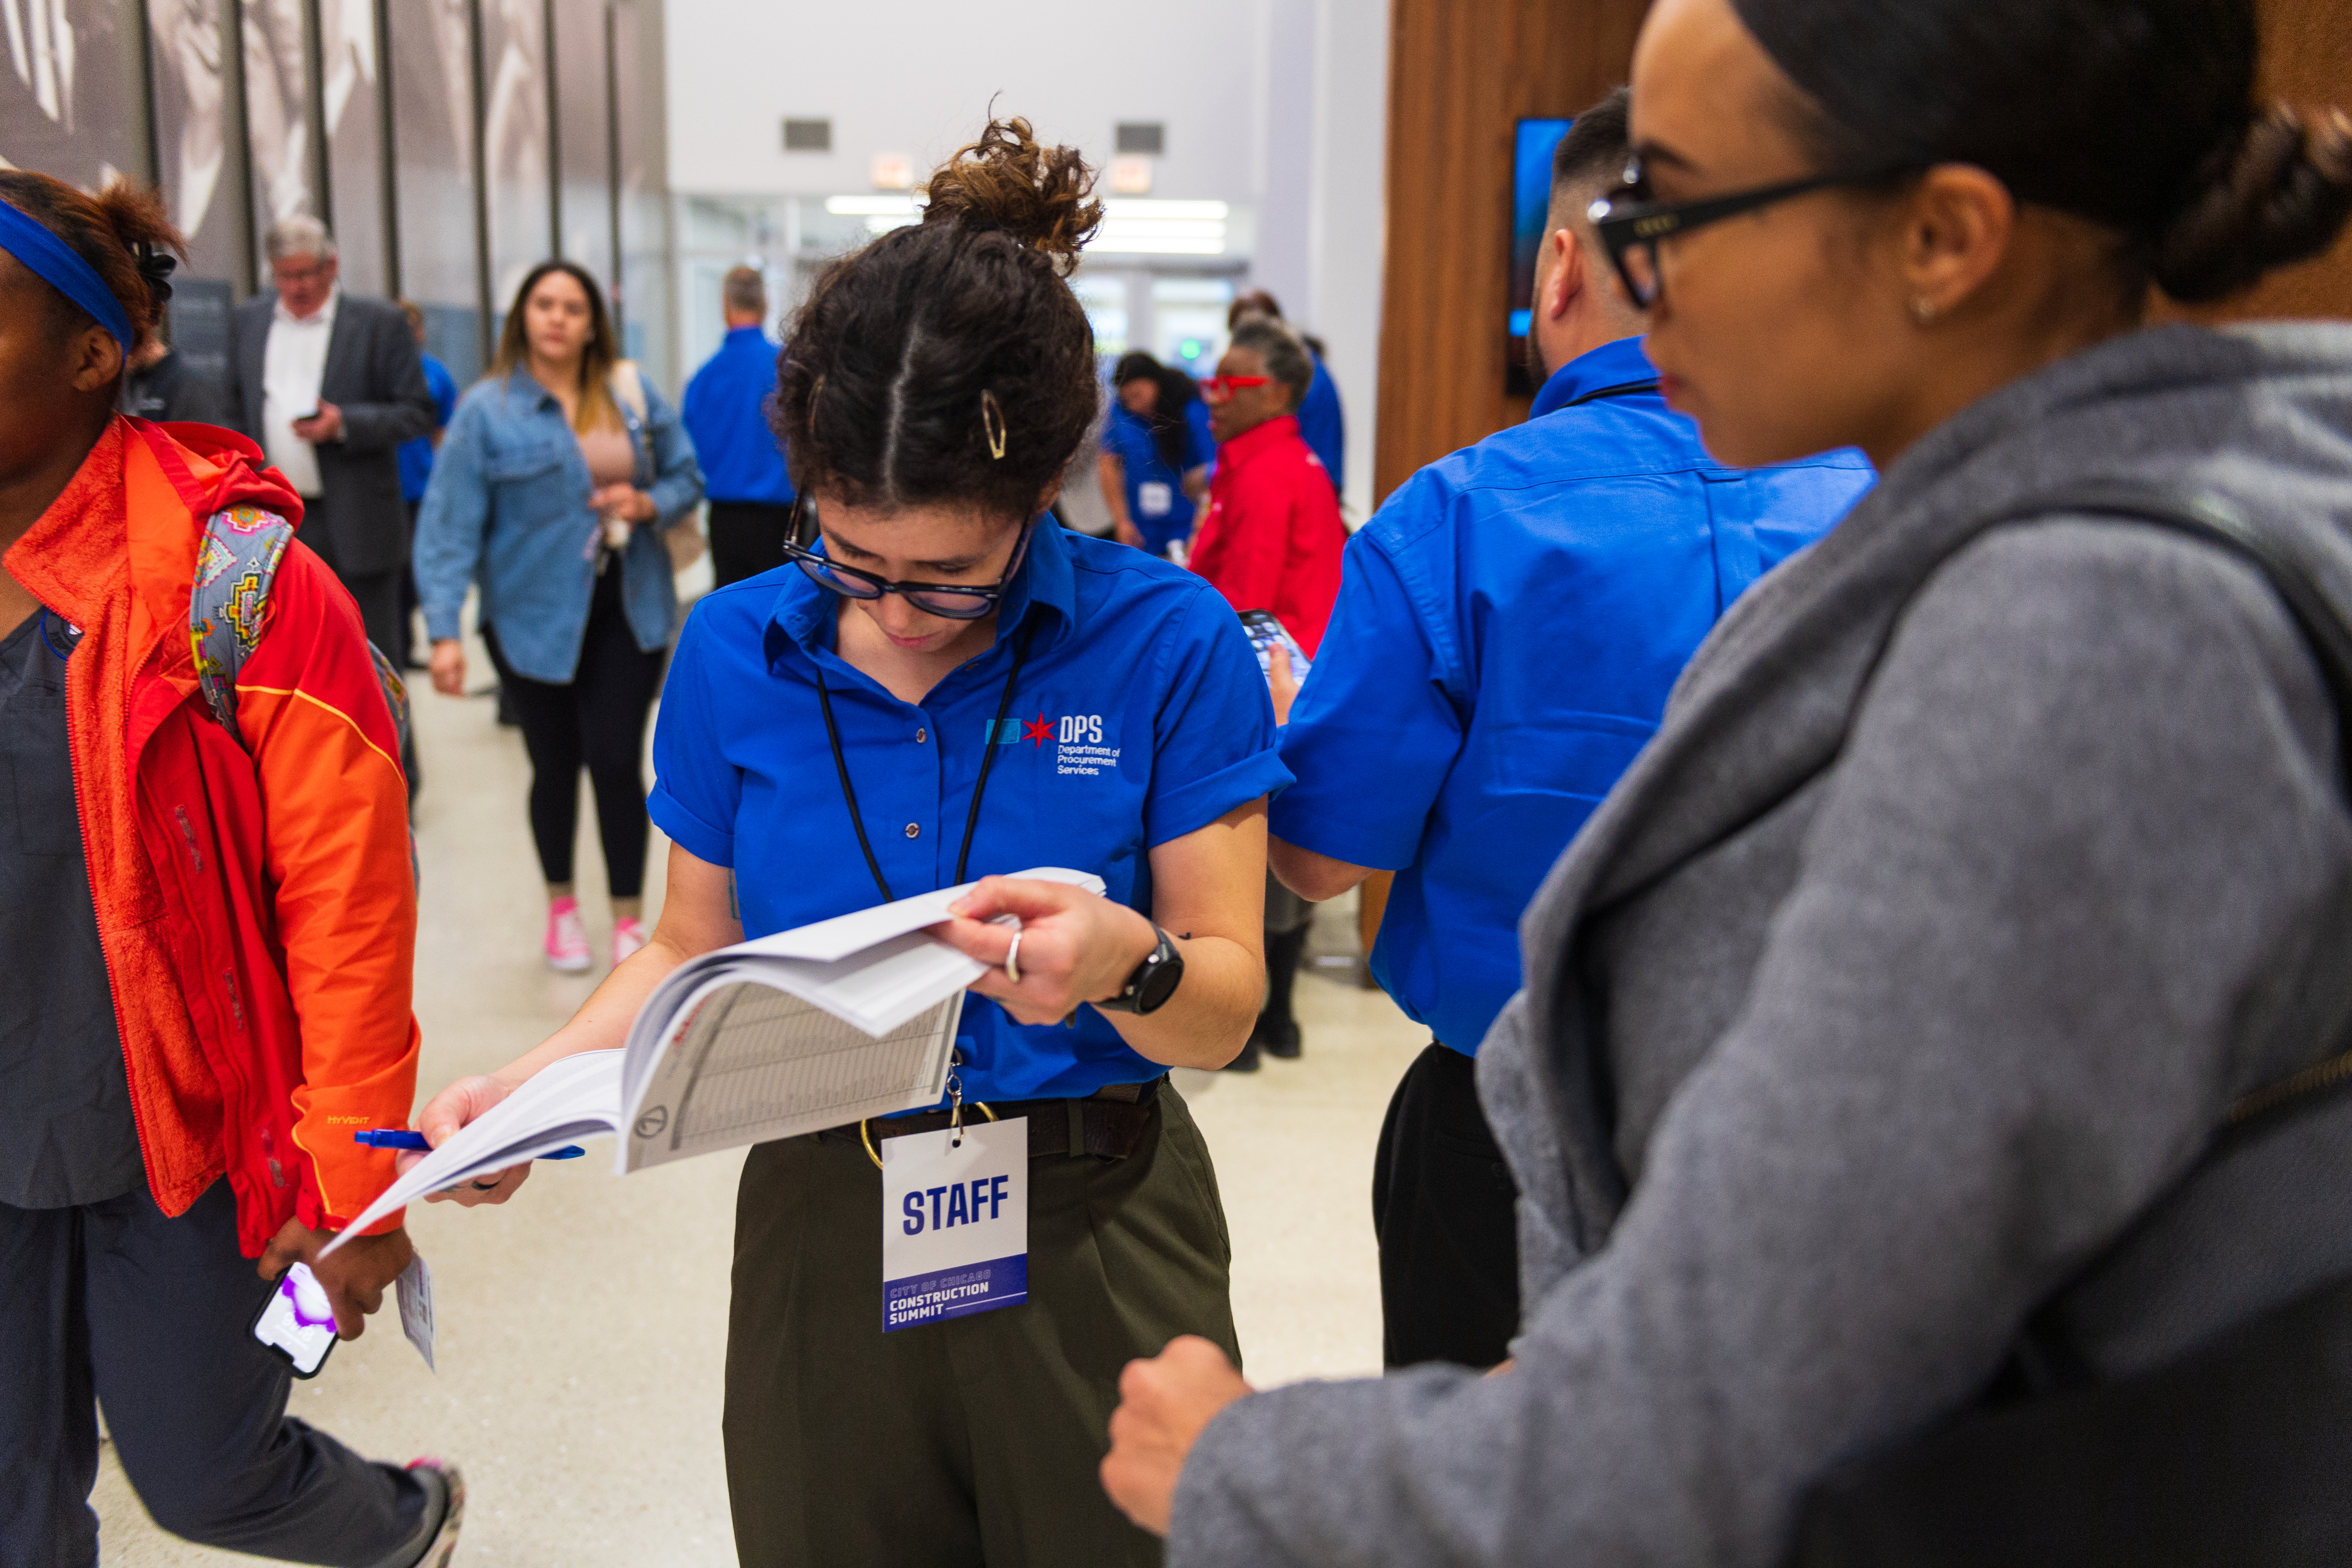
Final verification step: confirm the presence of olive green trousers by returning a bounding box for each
[724,1085,1238,1567]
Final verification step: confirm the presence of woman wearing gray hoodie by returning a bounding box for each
[1102,0,2352,1563]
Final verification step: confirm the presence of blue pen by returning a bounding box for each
[354,1129,586,1160]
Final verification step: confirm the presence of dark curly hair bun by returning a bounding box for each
[773,114,1102,522]
[922,117,1103,277]
[2157,106,2352,302]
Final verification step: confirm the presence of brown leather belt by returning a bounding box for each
[823,1077,1164,1163]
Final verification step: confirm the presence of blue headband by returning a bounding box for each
[0,199,135,353]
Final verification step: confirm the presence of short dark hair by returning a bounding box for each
[1552,87,1633,205]
[775,117,1103,520]
[1729,0,2352,302]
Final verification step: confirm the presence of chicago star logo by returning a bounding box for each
[997,713,1118,776]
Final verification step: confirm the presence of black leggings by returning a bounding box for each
[505,566,666,899]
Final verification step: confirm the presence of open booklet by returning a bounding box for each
[324,868,1105,1251]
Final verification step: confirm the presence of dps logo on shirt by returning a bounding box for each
[986,710,1122,778]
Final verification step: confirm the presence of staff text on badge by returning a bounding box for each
[880,1116,1029,1331]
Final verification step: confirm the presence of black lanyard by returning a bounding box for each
[813,620,1038,903]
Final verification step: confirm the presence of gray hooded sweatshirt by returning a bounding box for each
[1171,323,2352,1567]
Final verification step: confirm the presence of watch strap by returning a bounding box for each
[1098,925,1179,1014]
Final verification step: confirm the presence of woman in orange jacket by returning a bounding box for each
[0,172,460,1566]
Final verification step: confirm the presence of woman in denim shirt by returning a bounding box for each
[416,261,703,971]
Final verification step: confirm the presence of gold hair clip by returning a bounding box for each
[980,389,1007,461]
[809,374,825,436]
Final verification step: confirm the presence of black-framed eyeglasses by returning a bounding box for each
[781,506,1036,621]
[1588,159,1917,309]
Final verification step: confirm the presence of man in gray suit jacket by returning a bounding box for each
[229,215,436,656]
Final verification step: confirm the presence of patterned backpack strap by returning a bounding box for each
[189,504,295,752]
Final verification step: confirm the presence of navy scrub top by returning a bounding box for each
[1271,335,1876,1057]
[651,518,1292,1103]
[1102,403,1212,558]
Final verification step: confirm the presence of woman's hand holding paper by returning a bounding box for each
[403,1073,533,1205]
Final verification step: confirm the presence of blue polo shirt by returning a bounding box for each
[650,518,1291,1104]
[1296,355,1344,497]
[397,354,458,504]
[1271,336,1874,1056]
[680,325,796,506]
[1101,403,1212,557]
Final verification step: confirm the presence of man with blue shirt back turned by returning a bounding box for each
[1268,87,1875,1372]
[681,266,797,588]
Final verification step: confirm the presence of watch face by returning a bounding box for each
[1134,946,1184,1014]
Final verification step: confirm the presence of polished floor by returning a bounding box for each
[94,622,1429,1565]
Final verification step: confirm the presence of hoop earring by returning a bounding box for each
[980,390,1007,461]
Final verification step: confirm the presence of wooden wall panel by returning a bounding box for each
[2199,0,2352,322]
[1375,0,2350,508]
[1375,0,1652,504]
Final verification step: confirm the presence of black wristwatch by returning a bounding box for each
[1097,925,1183,1015]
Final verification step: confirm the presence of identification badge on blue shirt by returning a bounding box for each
[881,1116,1028,1331]
[1138,481,1174,518]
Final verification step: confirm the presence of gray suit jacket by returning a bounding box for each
[229,292,436,577]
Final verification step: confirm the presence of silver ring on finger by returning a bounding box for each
[1004,929,1023,986]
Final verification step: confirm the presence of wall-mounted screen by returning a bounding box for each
[1508,117,1572,341]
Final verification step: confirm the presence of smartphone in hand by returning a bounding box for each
[251,1262,338,1377]
[1239,609,1311,683]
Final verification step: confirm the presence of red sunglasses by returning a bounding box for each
[1199,374,1270,401]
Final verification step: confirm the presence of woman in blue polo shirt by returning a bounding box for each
[410,120,1282,1567]
[1097,351,1211,558]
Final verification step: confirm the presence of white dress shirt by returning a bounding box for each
[261,287,339,498]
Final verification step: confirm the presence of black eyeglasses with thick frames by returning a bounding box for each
[1588,159,1918,309]
[781,505,1037,621]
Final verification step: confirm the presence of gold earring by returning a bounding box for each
[1911,297,1939,325]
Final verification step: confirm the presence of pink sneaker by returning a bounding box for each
[544,897,591,973]
[404,1459,464,1566]
[612,915,648,968]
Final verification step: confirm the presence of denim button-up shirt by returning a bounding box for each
[415,368,705,683]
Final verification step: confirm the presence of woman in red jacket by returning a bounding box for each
[0,172,459,1566]
[1188,316,1347,655]
[1188,315,1347,1067]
